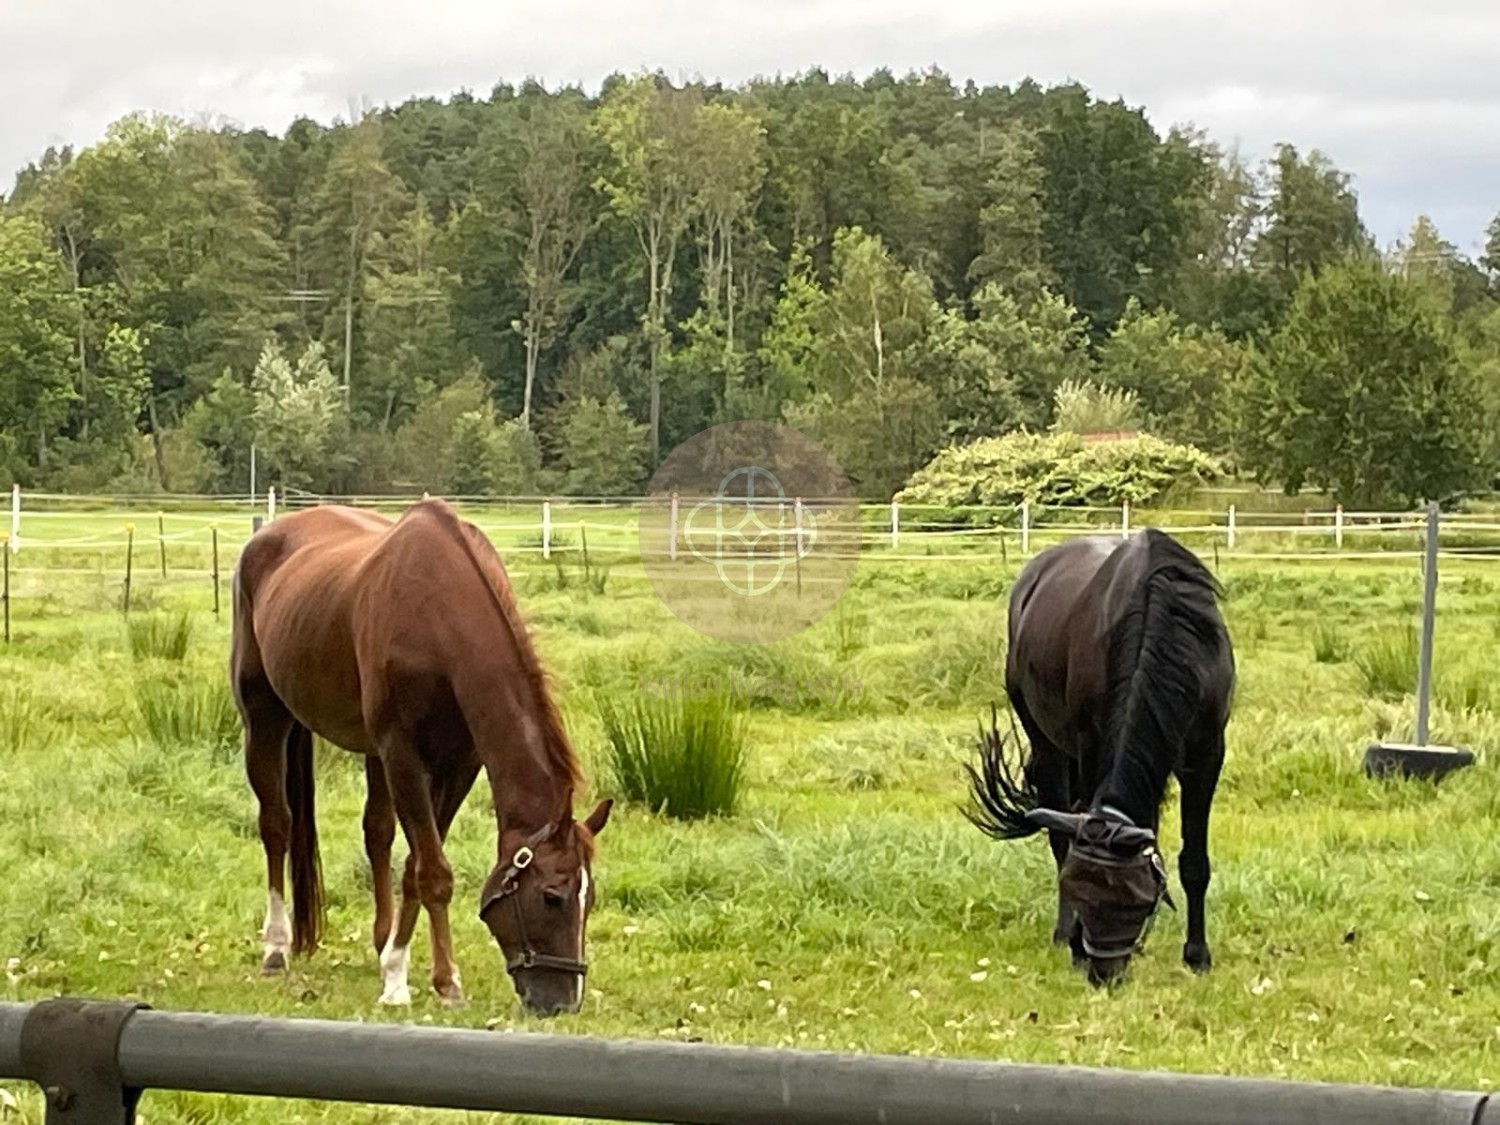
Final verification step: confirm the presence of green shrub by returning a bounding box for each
[1050,379,1143,436]
[597,688,748,820]
[896,430,1225,521]
[127,610,194,662]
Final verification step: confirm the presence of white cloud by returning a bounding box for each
[2,0,1495,250]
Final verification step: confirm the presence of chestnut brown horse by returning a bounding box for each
[230,497,611,1015]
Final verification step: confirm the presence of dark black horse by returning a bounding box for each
[966,527,1234,985]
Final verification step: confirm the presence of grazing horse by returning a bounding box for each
[965,528,1233,985]
[230,498,612,1015]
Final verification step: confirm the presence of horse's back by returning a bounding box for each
[232,506,398,751]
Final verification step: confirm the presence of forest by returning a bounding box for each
[3,67,1499,507]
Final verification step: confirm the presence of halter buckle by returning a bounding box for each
[512,846,535,871]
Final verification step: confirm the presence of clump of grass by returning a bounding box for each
[1438,663,1492,715]
[1312,624,1352,664]
[135,674,241,759]
[1,685,59,754]
[127,609,194,662]
[596,688,747,820]
[1355,625,1418,700]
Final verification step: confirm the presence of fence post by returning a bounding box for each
[211,525,221,621]
[890,499,900,550]
[122,524,135,617]
[157,512,168,579]
[1227,504,1236,551]
[1121,500,1131,539]
[1021,500,1031,555]
[541,501,552,561]
[668,492,679,562]
[1335,503,1344,549]
[793,497,805,597]
[9,484,18,554]
[1415,501,1440,748]
[267,487,277,523]
[2,533,9,643]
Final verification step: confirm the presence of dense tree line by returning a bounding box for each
[3,68,1499,507]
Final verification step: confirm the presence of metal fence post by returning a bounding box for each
[890,499,899,550]
[1415,501,1440,747]
[542,501,552,560]
[19,998,150,1124]
[1227,504,1236,551]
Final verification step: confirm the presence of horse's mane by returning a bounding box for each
[1100,528,1227,814]
[416,501,583,791]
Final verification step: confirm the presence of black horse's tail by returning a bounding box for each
[962,703,1042,840]
[1103,528,1230,803]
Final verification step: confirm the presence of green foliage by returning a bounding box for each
[1049,379,1143,436]
[1239,259,1486,508]
[898,430,1226,513]
[556,391,649,496]
[249,338,350,492]
[1311,624,1352,665]
[133,673,240,759]
[127,610,194,663]
[596,688,748,820]
[1354,626,1419,700]
[0,686,59,755]
[4,68,1498,501]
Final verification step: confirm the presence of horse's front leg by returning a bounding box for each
[424,758,481,1007]
[1177,732,1224,973]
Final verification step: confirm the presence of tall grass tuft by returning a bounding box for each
[597,688,747,820]
[1,686,59,755]
[1355,625,1418,700]
[1312,624,1352,664]
[135,674,241,760]
[128,609,194,662]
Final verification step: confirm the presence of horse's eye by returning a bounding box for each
[542,889,567,908]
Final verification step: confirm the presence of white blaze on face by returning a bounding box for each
[379,932,412,1006]
[575,865,591,1008]
[263,891,290,959]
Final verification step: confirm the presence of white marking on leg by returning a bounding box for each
[263,891,290,963]
[575,866,591,1008]
[378,932,411,1005]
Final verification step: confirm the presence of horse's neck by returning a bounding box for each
[454,669,569,838]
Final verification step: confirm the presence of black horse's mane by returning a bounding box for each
[963,530,1229,838]
[1099,528,1227,817]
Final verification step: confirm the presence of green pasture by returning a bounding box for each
[2,510,1499,1123]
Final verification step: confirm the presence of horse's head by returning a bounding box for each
[1024,808,1174,986]
[479,798,613,1015]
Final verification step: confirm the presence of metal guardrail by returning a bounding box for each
[0,999,1493,1125]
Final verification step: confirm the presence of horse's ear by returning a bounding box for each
[583,798,614,836]
[1025,808,1082,836]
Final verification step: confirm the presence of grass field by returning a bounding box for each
[2,507,1499,1123]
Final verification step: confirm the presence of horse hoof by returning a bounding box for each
[1184,944,1212,974]
[378,985,412,1006]
[439,991,468,1010]
[261,951,287,975]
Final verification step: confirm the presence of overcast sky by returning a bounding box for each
[3,0,1496,256]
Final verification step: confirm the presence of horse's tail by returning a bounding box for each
[1104,528,1229,800]
[962,703,1042,840]
[286,722,324,956]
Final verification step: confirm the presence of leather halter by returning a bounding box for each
[479,821,589,978]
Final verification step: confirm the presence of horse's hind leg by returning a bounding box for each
[1177,728,1225,973]
[239,678,296,975]
[363,755,397,957]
